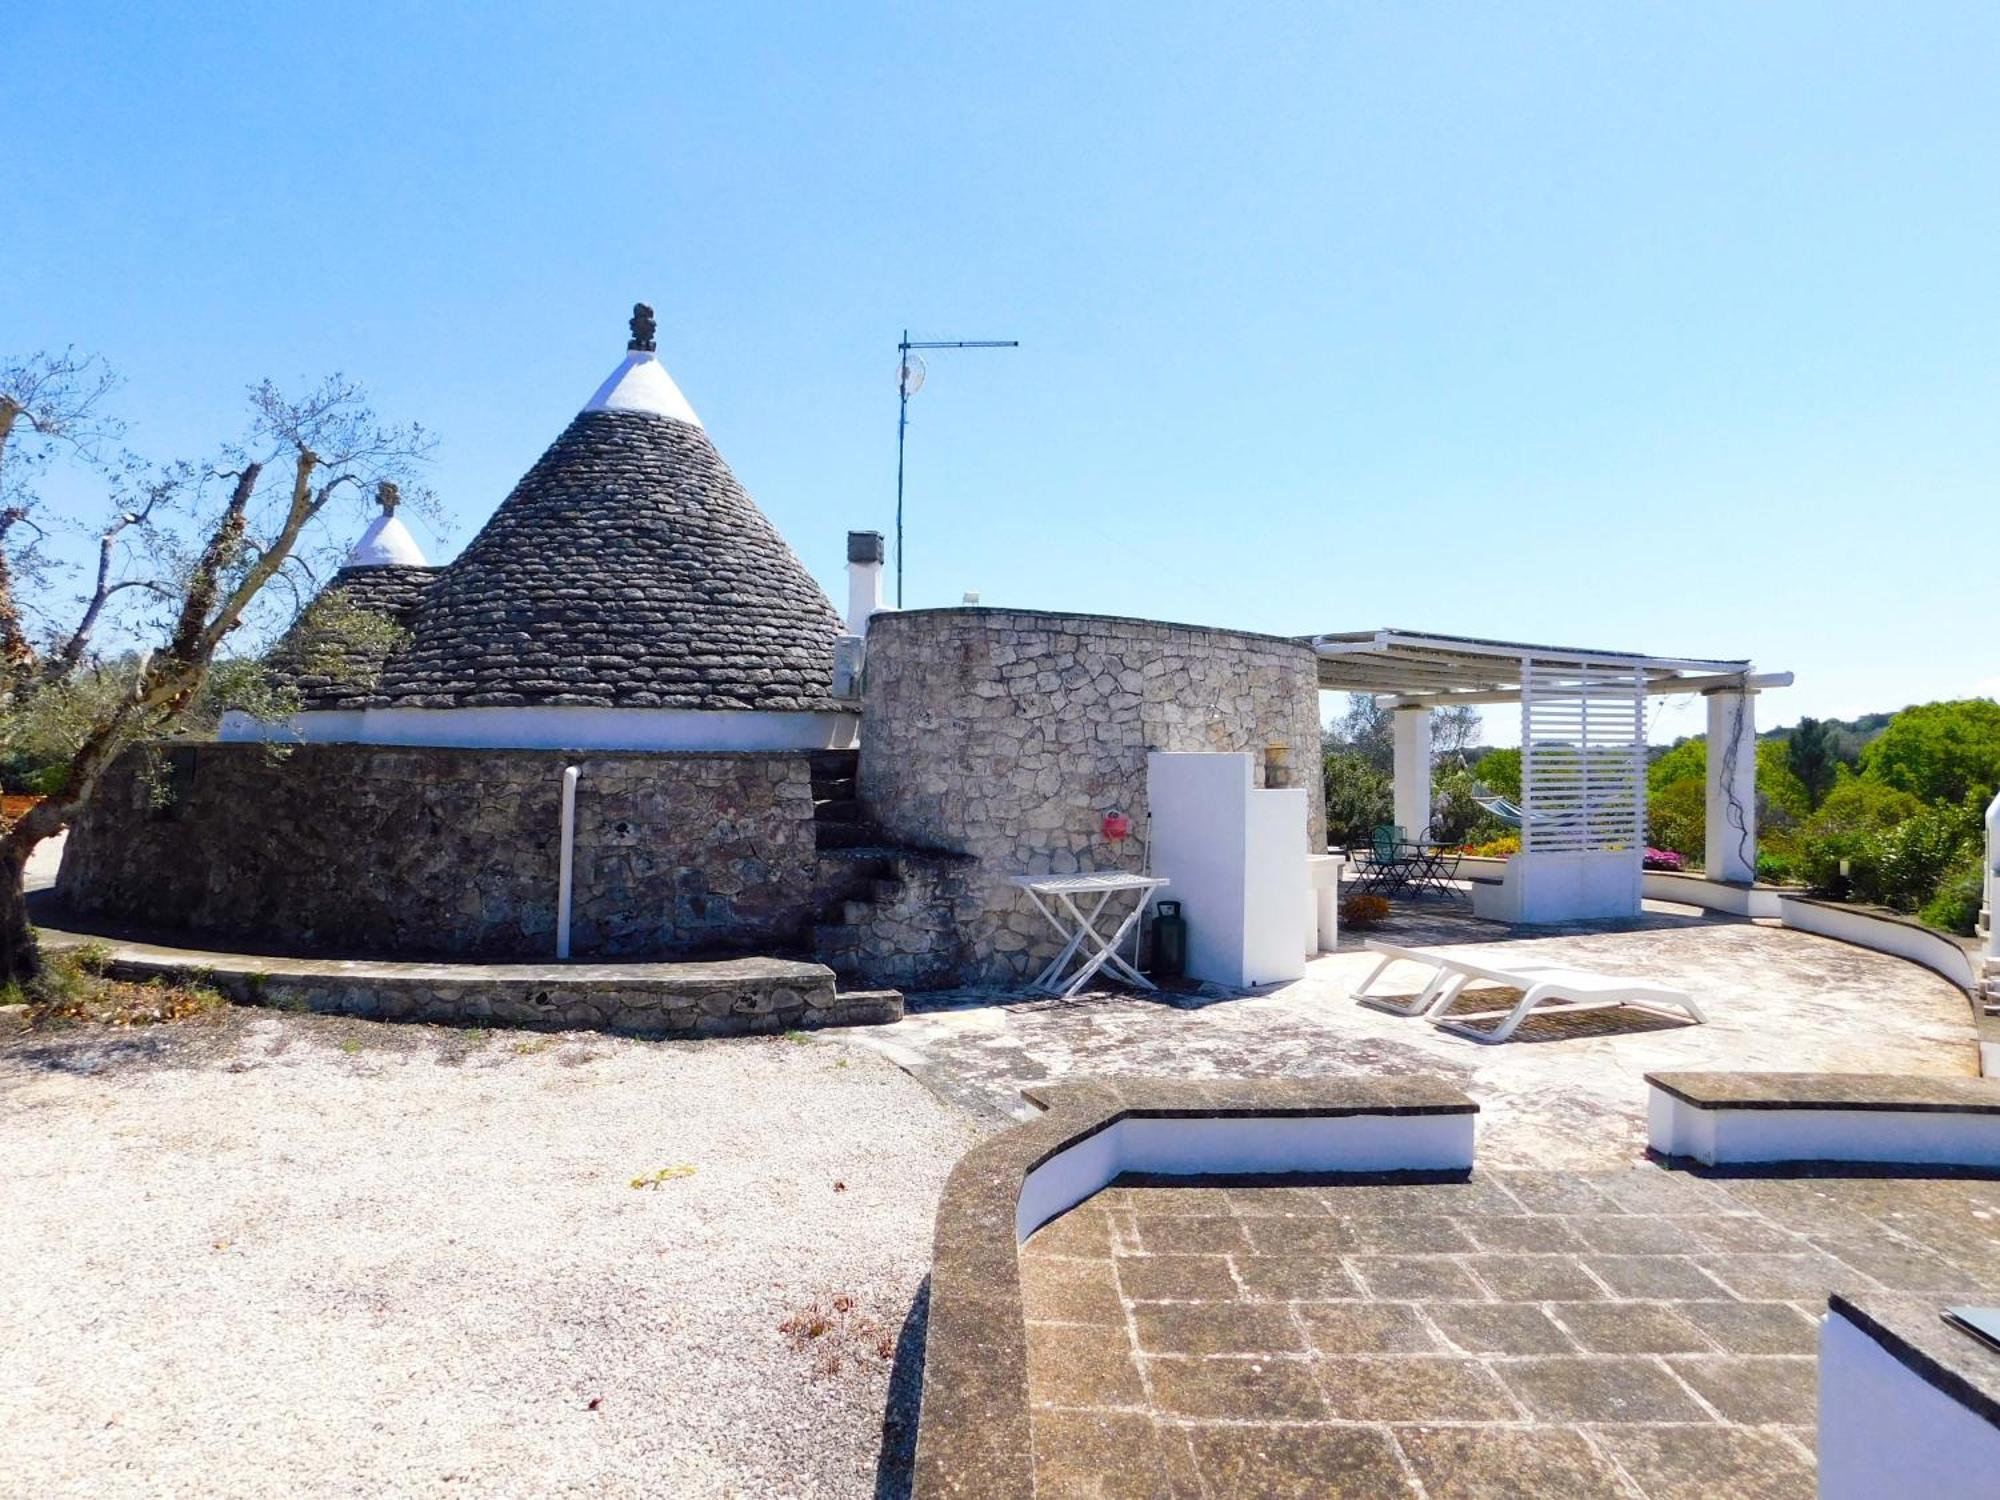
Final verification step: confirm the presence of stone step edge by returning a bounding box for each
[36,927,904,1036]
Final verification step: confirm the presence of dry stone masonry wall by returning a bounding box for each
[57,744,821,960]
[857,608,1325,985]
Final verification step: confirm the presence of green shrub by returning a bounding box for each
[1647,778,1707,861]
[1793,778,1925,891]
[1795,781,1983,912]
[1429,766,1508,845]
[24,763,68,796]
[1755,849,1797,884]
[1918,855,1985,937]
[1323,750,1393,848]
[1641,738,1808,861]
[1861,700,2000,806]
[1648,739,1707,795]
[1471,747,1521,802]
[1867,797,1984,911]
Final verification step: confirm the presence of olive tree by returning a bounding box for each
[0,351,432,982]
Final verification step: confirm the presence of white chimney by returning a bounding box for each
[846,530,885,635]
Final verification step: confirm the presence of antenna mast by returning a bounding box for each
[896,331,1018,608]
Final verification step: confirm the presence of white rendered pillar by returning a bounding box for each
[846,530,885,635]
[1392,706,1433,840]
[1983,789,1999,964]
[1704,690,1758,884]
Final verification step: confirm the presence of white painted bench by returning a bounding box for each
[1349,939,1706,1044]
[1648,1072,2000,1167]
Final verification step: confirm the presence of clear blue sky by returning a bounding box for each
[7,3,1995,745]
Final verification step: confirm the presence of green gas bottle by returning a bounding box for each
[1151,900,1187,980]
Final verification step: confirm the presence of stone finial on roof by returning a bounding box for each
[629,303,657,352]
[344,482,429,570]
[584,309,702,427]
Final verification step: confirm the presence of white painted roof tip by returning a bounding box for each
[345,513,429,568]
[583,349,704,428]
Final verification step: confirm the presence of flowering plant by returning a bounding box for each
[1643,847,1685,872]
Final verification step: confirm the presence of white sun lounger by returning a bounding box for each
[1349,940,1706,1044]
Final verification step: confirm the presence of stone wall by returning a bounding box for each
[57,743,820,959]
[811,846,981,992]
[857,608,1325,985]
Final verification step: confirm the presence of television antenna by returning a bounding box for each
[895,329,1018,608]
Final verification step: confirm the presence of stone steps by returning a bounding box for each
[809,749,876,852]
[811,843,976,990]
[813,819,890,850]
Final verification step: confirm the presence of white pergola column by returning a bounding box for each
[1392,705,1432,839]
[1704,689,1758,884]
[1983,790,1999,966]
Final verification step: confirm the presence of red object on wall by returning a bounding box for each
[1101,811,1131,842]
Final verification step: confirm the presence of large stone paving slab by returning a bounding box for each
[1019,1165,2000,1498]
[849,906,1976,1166]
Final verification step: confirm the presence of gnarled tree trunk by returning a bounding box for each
[0,799,67,985]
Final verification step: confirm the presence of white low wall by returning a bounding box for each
[1471,850,1643,924]
[1014,1111,1477,1241]
[1641,873,1977,991]
[1649,1088,2000,1168]
[1820,1306,2000,1500]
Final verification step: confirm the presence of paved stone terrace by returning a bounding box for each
[1020,1165,2000,1498]
[859,903,1977,1166]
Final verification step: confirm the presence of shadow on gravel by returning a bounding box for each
[873,1277,930,1500]
[0,1025,196,1076]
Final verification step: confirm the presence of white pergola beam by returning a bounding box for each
[1331,670,1795,708]
[1310,629,1788,706]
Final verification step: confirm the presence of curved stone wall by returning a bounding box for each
[56,743,819,959]
[857,608,1324,985]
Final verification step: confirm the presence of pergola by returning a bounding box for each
[1311,629,1792,920]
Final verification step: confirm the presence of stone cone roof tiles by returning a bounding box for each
[266,564,441,710]
[366,405,844,712]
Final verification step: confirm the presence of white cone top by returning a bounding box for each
[583,349,703,428]
[345,512,429,568]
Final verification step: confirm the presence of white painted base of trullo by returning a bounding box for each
[1819,1306,2000,1500]
[1014,1112,1477,1242]
[220,705,860,753]
[1648,1087,2000,1168]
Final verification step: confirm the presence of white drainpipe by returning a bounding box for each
[556,765,581,960]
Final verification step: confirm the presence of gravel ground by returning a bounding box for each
[0,1005,977,1499]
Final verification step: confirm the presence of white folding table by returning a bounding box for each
[1012,872,1169,997]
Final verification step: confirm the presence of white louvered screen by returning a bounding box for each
[1518,662,1647,855]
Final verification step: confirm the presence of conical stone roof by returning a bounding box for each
[266,563,441,710]
[368,311,844,713]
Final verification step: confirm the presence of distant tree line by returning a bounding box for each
[1642,701,1999,934]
